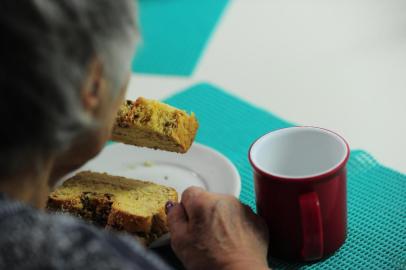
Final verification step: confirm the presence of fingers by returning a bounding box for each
[181,186,205,205]
[180,186,211,222]
[167,202,188,230]
[167,202,189,253]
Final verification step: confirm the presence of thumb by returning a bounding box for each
[167,202,188,232]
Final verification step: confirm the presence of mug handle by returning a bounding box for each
[299,192,324,261]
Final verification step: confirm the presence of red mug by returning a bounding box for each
[248,126,350,261]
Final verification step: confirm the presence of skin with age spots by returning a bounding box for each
[167,187,270,270]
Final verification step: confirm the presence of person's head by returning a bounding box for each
[0,0,139,183]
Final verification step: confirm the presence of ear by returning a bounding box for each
[81,59,105,115]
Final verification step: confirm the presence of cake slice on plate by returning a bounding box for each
[112,97,199,153]
[47,171,178,245]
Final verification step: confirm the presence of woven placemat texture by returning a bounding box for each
[132,0,229,76]
[163,82,406,269]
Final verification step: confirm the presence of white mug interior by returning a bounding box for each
[250,127,348,179]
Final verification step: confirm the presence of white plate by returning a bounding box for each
[59,142,241,247]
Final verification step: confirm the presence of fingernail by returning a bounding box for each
[165,201,174,215]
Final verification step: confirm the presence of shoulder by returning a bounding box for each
[0,203,170,270]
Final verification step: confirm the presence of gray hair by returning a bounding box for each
[0,0,138,176]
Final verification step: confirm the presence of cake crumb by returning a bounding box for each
[125,164,137,170]
[143,161,154,167]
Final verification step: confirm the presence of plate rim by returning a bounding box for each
[187,142,241,197]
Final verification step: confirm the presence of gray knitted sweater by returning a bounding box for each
[0,195,172,270]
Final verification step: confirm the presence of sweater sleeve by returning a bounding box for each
[0,202,173,270]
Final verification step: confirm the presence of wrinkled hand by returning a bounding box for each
[167,187,269,270]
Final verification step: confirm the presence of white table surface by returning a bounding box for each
[127,0,406,174]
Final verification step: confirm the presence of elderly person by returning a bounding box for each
[0,1,269,269]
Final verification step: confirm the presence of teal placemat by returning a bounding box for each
[163,83,406,270]
[132,0,229,76]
